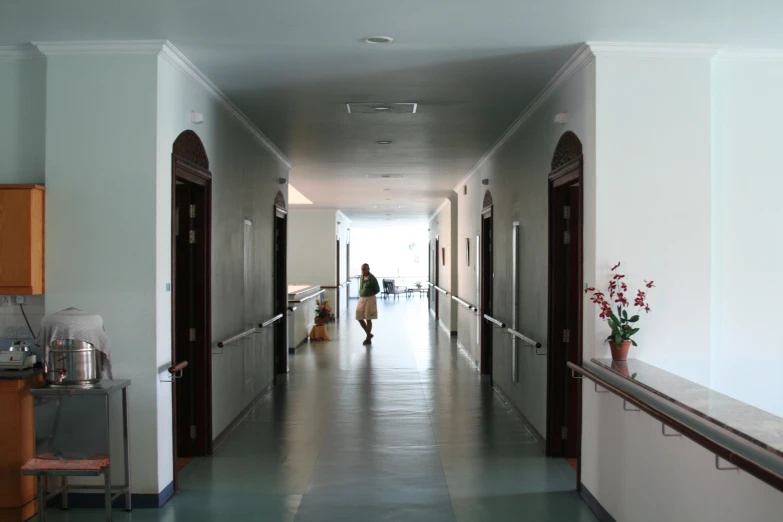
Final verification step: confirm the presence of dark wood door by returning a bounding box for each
[336,239,340,318]
[173,178,210,461]
[435,237,440,319]
[274,210,288,375]
[480,209,494,378]
[547,162,583,459]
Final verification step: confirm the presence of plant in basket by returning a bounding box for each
[314,299,334,326]
[585,262,654,361]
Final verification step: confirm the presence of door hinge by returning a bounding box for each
[564,206,571,219]
[189,328,196,342]
[563,231,570,245]
[189,230,196,244]
[190,425,197,439]
[562,329,570,343]
[189,205,196,219]
[562,426,568,439]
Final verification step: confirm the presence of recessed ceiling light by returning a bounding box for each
[386,198,391,201]
[377,140,392,145]
[364,36,394,45]
[383,188,391,191]
[373,106,392,112]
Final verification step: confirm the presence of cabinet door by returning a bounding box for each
[0,186,45,295]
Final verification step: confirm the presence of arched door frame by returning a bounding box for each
[546,131,584,467]
[171,130,213,490]
[480,190,494,379]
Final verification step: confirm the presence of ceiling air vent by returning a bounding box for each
[367,174,406,179]
[346,102,418,114]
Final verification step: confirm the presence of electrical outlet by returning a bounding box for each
[15,296,24,305]
[1,296,10,307]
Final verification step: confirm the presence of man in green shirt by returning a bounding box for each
[356,263,380,345]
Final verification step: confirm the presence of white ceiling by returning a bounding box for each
[2,0,781,225]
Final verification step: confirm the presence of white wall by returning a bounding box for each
[44,54,160,493]
[156,53,290,490]
[0,57,47,341]
[582,48,783,522]
[453,53,596,438]
[288,209,338,286]
[429,199,455,333]
[710,56,783,417]
[0,57,46,185]
[591,53,714,385]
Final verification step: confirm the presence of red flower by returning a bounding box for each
[644,305,651,313]
[612,262,621,271]
[645,280,655,289]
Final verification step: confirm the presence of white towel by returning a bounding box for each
[36,308,113,379]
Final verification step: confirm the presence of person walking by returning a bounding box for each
[356,263,380,345]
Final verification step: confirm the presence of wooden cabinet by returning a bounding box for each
[0,374,43,522]
[0,185,44,295]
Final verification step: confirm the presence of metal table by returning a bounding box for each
[30,379,131,518]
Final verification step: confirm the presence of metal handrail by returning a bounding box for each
[507,328,542,348]
[259,313,285,328]
[288,306,298,312]
[483,314,506,328]
[451,295,478,311]
[568,362,783,493]
[288,289,326,304]
[433,285,448,295]
[217,328,256,348]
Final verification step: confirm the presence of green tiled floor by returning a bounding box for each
[42,298,597,521]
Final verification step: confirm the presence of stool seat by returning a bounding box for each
[23,457,109,476]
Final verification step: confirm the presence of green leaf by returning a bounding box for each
[622,309,628,320]
[614,333,622,344]
[630,315,640,322]
[632,340,638,347]
[610,313,621,324]
[630,328,640,335]
[617,305,622,317]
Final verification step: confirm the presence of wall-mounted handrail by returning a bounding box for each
[288,289,326,304]
[217,328,257,348]
[483,314,506,328]
[567,362,783,493]
[451,295,478,311]
[288,306,298,312]
[259,313,285,328]
[507,328,542,348]
[433,285,448,295]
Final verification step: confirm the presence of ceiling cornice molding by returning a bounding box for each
[587,41,722,58]
[336,210,352,224]
[0,45,44,59]
[715,48,783,62]
[31,40,293,169]
[32,40,169,55]
[429,198,450,222]
[451,43,594,195]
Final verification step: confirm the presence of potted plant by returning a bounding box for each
[585,262,654,361]
[314,299,334,326]
[415,281,422,289]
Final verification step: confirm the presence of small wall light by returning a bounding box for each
[191,111,204,124]
[278,178,287,185]
[554,112,568,124]
[481,179,489,186]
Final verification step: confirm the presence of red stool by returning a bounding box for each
[22,457,114,521]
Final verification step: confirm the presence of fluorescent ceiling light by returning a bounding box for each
[289,185,313,205]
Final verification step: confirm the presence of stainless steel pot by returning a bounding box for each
[48,340,102,385]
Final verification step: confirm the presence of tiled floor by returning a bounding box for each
[42,298,597,521]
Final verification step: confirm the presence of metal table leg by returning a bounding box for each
[104,466,112,522]
[122,388,132,511]
[37,476,46,522]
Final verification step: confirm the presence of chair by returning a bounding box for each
[383,279,407,300]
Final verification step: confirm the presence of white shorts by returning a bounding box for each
[355,296,378,320]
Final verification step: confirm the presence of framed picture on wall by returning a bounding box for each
[465,238,470,267]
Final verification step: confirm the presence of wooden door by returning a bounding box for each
[274,209,288,375]
[480,208,494,378]
[547,131,584,460]
[171,130,213,492]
